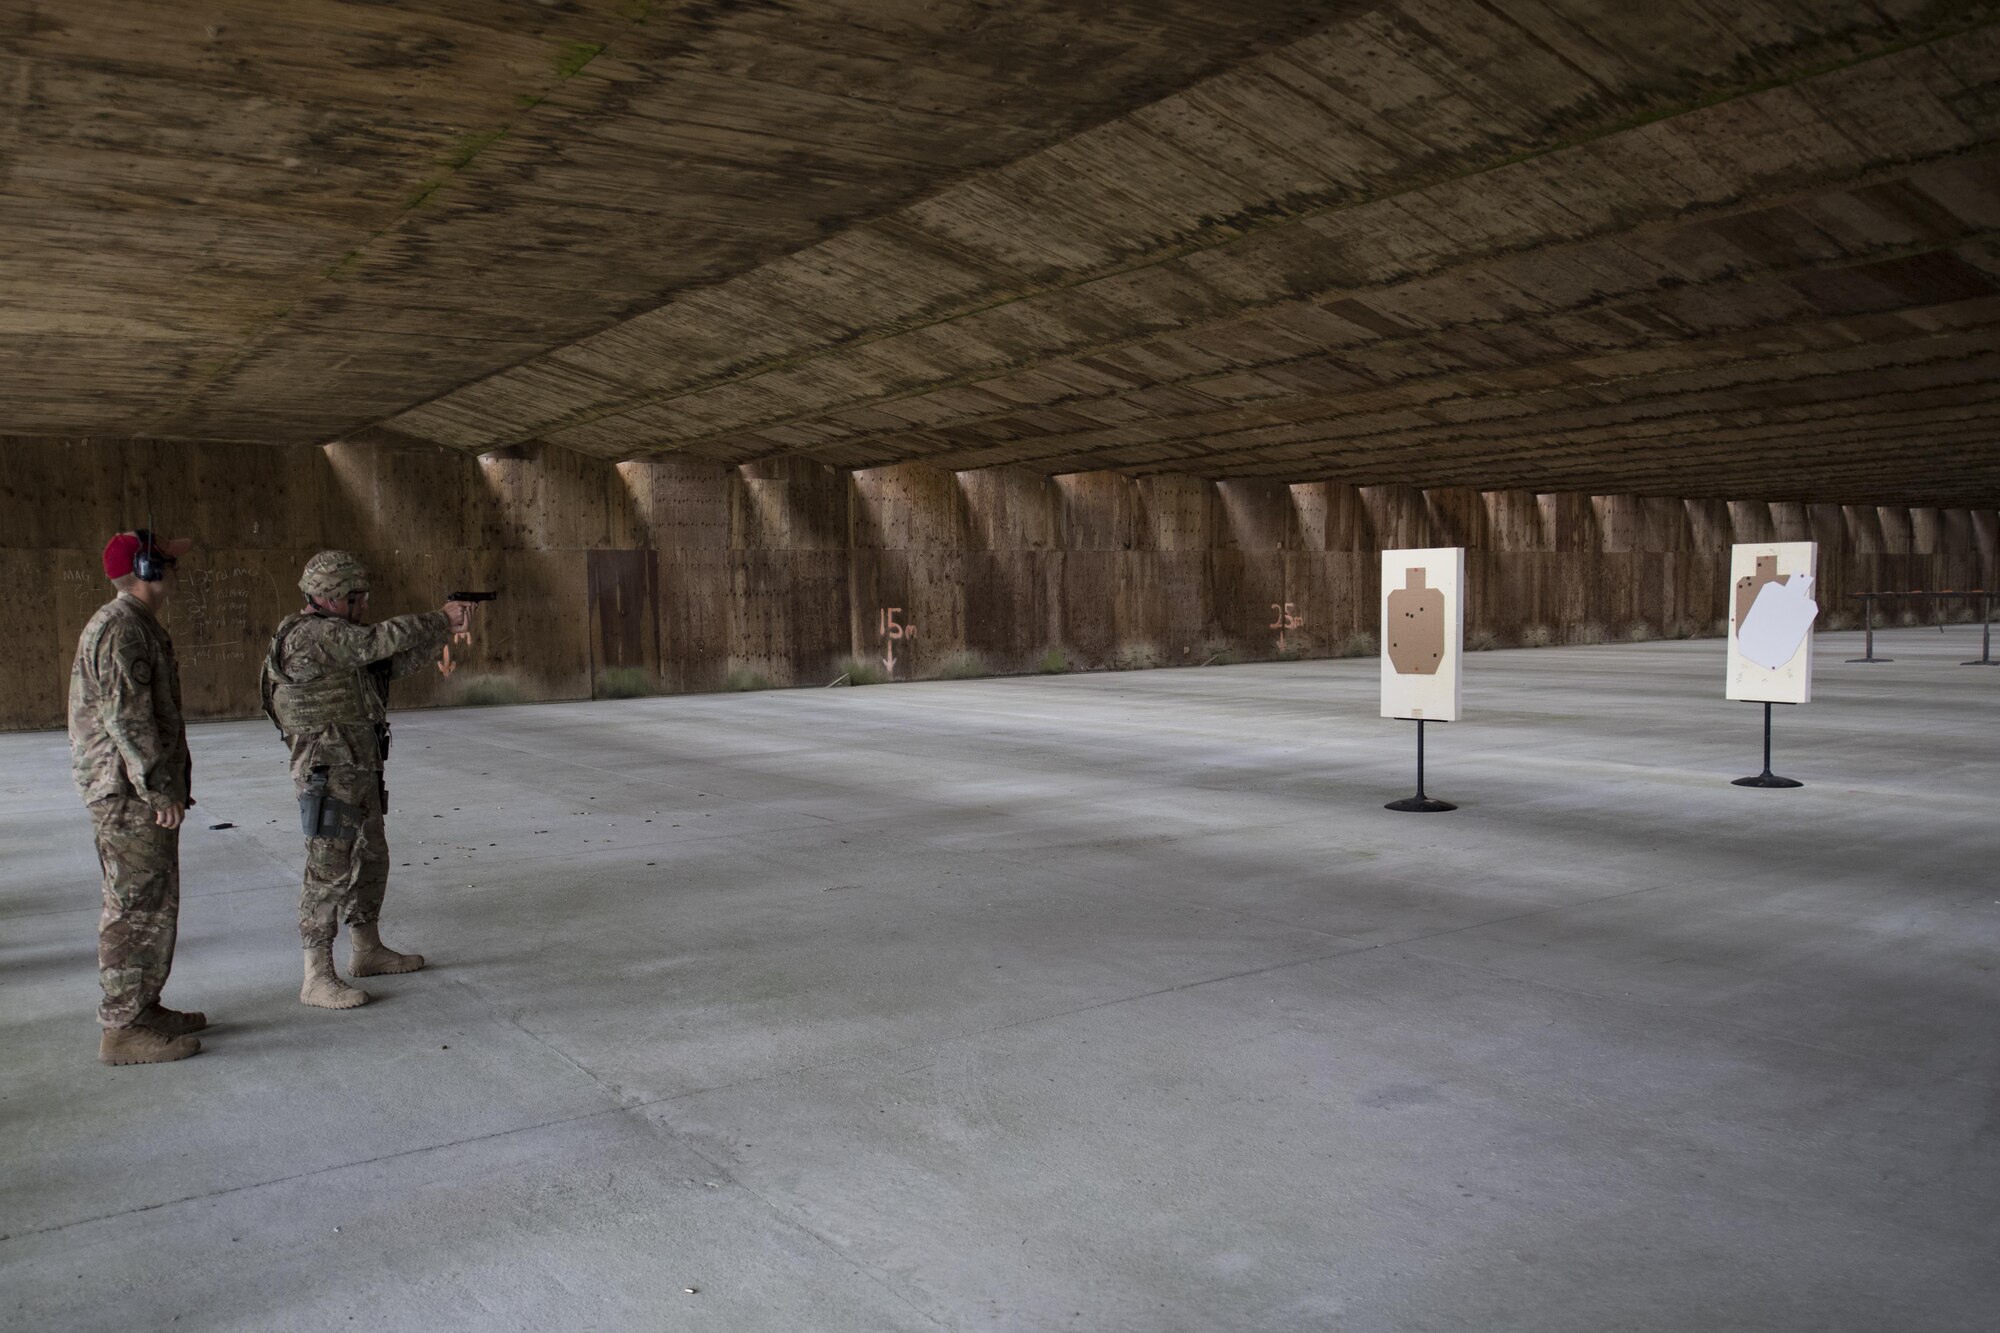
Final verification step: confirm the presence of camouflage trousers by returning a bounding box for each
[88,796,181,1028]
[297,765,391,949]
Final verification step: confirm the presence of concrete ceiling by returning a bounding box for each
[7,1,2000,505]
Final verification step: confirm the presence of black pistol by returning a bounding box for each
[447,591,499,603]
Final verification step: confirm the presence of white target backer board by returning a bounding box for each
[1380,547,1464,722]
[1726,541,1818,703]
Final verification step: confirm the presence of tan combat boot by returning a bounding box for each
[349,922,424,977]
[100,1025,200,1065]
[301,944,369,1009]
[134,1002,208,1036]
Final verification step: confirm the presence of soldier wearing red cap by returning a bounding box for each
[68,530,206,1065]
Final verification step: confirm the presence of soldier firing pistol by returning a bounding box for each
[261,551,477,1010]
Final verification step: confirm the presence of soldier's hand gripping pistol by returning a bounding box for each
[439,591,496,678]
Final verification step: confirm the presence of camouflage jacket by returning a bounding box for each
[261,609,450,780]
[69,593,192,808]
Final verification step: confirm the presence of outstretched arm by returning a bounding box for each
[313,610,454,671]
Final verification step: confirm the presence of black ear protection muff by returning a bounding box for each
[131,528,172,583]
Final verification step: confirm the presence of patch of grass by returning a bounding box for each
[1467,626,1503,651]
[932,650,990,680]
[832,656,889,686]
[1822,609,1859,631]
[1193,637,1238,666]
[724,666,772,692]
[1568,620,1609,646]
[596,666,656,699]
[1036,647,1070,674]
[1666,618,1700,640]
[1337,630,1378,658]
[1111,642,1165,671]
[1622,621,1658,643]
[1518,623,1554,648]
[455,674,524,707]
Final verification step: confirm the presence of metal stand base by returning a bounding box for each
[1733,701,1801,789]
[1386,795,1458,812]
[1732,772,1804,789]
[1386,718,1455,813]
[1844,657,1892,663]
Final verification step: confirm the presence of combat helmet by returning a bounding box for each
[300,550,370,601]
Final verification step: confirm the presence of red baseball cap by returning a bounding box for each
[103,531,194,579]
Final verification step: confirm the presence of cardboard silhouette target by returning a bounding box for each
[1386,568,1446,673]
[1726,541,1817,702]
[1381,547,1464,721]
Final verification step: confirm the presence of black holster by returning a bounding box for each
[299,768,364,841]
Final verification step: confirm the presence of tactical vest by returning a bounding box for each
[261,612,386,738]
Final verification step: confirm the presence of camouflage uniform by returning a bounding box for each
[261,565,449,949]
[69,593,192,1028]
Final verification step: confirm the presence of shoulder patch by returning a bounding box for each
[130,658,153,685]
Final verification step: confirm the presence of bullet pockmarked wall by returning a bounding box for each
[3,437,1994,731]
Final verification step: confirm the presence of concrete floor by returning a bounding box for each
[3,628,1997,1332]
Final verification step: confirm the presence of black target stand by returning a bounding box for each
[1386,718,1456,812]
[1964,593,1997,666]
[1732,701,1803,789]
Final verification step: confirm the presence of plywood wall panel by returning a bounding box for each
[1214,480,1292,552]
[1059,551,1118,664]
[734,460,847,553]
[963,552,1055,667]
[961,468,1059,553]
[1362,485,1428,551]
[7,440,1995,730]
[1324,484,1374,553]
[478,447,634,552]
[487,549,592,701]
[1484,490,1544,553]
[852,547,965,678]
[728,551,849,686]
[1056,472,1134,552]
[0,550,61,730]
[1138,475,1213,552]
[1973,511,1999,573]
[2,439,139,550]
[586,548,661,687]
[1686,499,1731,553]
[326,441,478,552]
[1729,500,1778,546]
[622,460,732,551]
[1427,488,1486,550]
[659,549,734,694]
[1280,554,1335,655]
[1877,507,1915,557]
[1211,550,1287,650]
[851,464,965,553]
[167,549,299,720]
[1544,492,1598,553]
[1594,495,1642,553]
[1772,502,1812,543]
